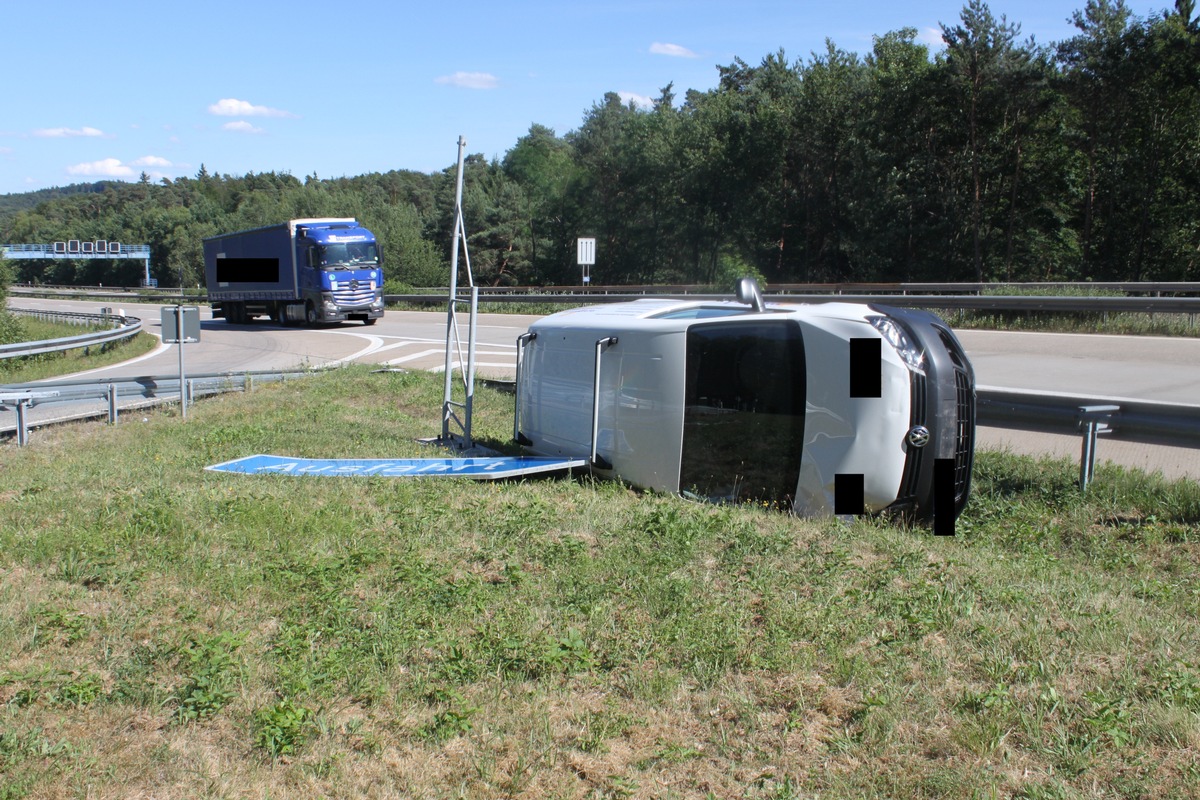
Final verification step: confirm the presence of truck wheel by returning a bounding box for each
[225,302,242,324]
[305,302,318,326]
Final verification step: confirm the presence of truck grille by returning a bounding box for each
[331,280,375,308]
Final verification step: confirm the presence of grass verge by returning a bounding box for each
[1,366,1198,798]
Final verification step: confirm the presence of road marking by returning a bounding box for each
[383,348,449,366]
[34,336,173,383]
[432,361,517,372]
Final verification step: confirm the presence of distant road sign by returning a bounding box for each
[577,237,595,265]
[206,454,589,479]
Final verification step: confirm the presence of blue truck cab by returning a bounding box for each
[203,218,384,325]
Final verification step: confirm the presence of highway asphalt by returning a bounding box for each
[5,297,1199,482]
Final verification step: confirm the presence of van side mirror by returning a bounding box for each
[736,277,765,312]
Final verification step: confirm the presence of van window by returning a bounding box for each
[653,306,749,319]
[680,320,806,509]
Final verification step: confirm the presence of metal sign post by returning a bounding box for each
[161,305,201,420]
[577,237,596,285]
[436,135,481,451]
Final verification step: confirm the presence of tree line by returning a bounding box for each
[2,0,1197,293]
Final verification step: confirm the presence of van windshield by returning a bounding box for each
[680,320,806,509]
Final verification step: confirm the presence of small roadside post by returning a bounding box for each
[1076,404,1120,491]
[577,237,595,286]
[161,305,200,420]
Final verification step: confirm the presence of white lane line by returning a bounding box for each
[383,349,448,366]
[34,335,173,383]
[329,335,387,364]
[312,329,518,368]
[384,349,515,368]
[431,361,516,373]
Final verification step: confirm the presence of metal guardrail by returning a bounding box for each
[7,371,1195,445]
[977,388,1200,444]
[0,369,315,444]
[391,292,1200,315]
[6,285,1200,327]
[976,388,1200,487]
[1,309,143,360]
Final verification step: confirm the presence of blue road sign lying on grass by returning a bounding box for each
[206,454,589,480]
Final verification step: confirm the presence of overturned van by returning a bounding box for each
[514,281,975,521]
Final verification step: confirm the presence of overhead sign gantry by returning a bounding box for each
[0,241,156,287]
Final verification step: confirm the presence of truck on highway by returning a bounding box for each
[203,218,384,325]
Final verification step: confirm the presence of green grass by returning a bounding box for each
[0,314,159,384]
[1,366,1198,798]
[946,285,1200,338]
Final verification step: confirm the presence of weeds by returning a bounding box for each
[253,698,315,756]
[419,689,479,742]
[172,632,242,723]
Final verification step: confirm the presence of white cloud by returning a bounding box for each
[918,27,945,48]
[207,98,296,118]
[434,71,499,89]
[0,146,12,155]
[64,155,183,180]
[222,120,265,134]
[618,91,655,110]
[34,126,106,138]
[67,157,135,178]
[649,42,698,58]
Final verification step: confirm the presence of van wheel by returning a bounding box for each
[363,317,376,326]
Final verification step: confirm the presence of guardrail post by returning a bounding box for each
[246,374,254,393]
[107,384,118,424]
[1076,405,1120,491]
[15,400,30,446]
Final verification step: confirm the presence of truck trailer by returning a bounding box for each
[203,218,384,325]
[514,280,975,522]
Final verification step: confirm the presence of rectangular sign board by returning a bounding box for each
[206,454,589,479]
[577,237,596,266]
[161,305,201,343]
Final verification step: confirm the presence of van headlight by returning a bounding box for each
[868,316,925,372]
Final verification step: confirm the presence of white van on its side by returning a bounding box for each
[514,280,975,523]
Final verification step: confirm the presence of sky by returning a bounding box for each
[0,0,1172,197]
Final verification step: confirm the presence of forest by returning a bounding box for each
[1,0,1197,293]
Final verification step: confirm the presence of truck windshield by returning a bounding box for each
[316,243,378,268]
